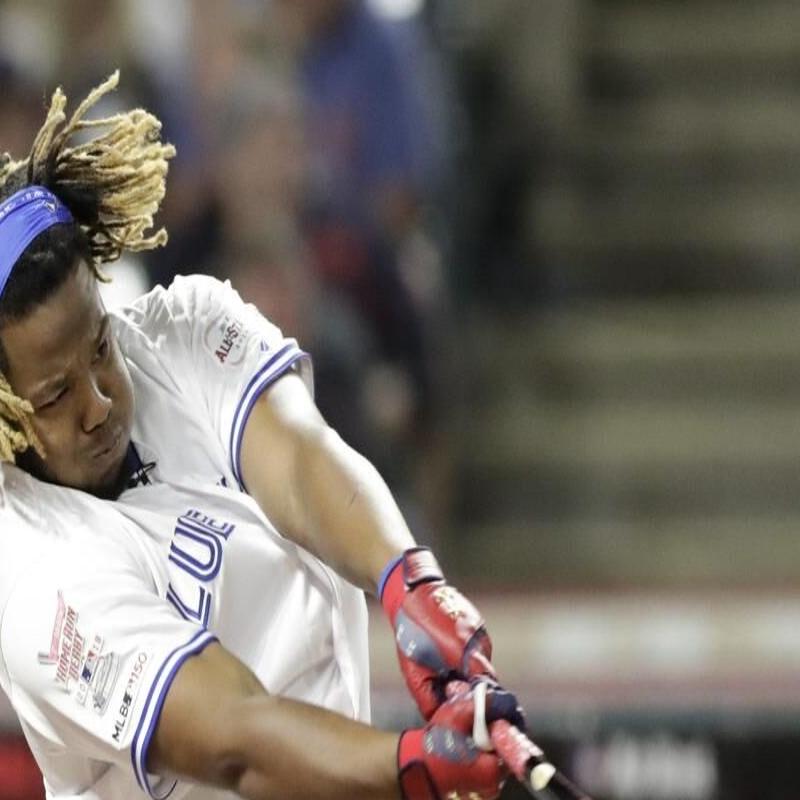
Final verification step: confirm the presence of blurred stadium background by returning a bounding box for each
[3,0,800,797]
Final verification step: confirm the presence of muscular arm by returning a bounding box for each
[150,642,399,800]
[239,373,415,594]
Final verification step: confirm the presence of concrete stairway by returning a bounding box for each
[450,294,800,587]
[444,1,800,588]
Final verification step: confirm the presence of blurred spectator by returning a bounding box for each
[437,0,584,305]
[208,61,368,452]
[214,64,308,261]
[0,1,56,86]
[0,61,43,163]
[268,0,451,519]
[0,0,209,299]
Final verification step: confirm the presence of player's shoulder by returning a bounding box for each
[0,466,155,597]
[120,274,228,322]
[160,273,232,308]
[110,274,237,351]
[0,467,61,617]
[110,274,290,379]
[0,464,40,532]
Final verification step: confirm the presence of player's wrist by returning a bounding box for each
[377,553,403,603]
[398,727,425,768]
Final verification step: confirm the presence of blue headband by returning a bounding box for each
[0,185,74,298]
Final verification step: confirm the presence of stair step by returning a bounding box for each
[563,97,800,176]
[458,460,800,523]
[588,50,800,103]
[471,357,800,405]
[469,296,800,379]
[591,2,800,65]
[453,513,800,587]
[466,398,800,470]
[533,185,800,254]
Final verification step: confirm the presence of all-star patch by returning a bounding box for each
[203,312,251,366]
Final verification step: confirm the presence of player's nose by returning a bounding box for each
[81,375,112,433]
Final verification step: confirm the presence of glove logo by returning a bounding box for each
[433,586,469,620]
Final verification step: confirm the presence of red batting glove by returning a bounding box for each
[398,685,510,800]
[380,547,496,720]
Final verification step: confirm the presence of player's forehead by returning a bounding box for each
[1,261,106,386]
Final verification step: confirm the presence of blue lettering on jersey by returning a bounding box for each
[166,509,235,627]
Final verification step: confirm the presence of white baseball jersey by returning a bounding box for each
[0,275,370,800]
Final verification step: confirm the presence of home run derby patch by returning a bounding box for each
[38,591,85,692]
[38,593,121,715]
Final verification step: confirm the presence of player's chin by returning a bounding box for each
[86,437,131,499]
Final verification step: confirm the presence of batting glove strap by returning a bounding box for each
[398,714,507,800]
[398,729,440,800]
[381,547,444,622]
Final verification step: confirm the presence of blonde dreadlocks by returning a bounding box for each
[0,70,175,463]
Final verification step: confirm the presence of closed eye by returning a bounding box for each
[38,386,68,411]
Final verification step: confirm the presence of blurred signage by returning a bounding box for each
[573,732,718,800]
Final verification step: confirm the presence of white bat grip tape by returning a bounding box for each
[471,680,493,751]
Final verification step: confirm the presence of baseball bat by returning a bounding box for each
[488,718,591,800]
[446,682,592,800]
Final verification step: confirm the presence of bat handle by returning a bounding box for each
[489,719,547,787]
[489,719,591,799]
[445,681,592,800]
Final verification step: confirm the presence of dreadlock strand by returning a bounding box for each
[51,71,120,157]
[0,421,18,463]
[27,88,68,184]
[0,154,24,191]
[0,376,43,462]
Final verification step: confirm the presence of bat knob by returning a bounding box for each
[530,762,556,791]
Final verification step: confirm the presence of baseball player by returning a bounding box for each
[0,74,521,799]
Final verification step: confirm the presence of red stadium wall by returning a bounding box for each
[0,738,43,800]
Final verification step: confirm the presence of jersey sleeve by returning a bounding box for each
[128,274,313,490]
[0,546,216,800]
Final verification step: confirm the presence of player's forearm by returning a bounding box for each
[151,644,401,800]
[231,695,400,800]
[239,376,414,592]
[293,425,415,594]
